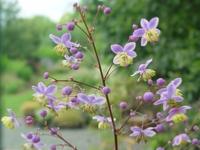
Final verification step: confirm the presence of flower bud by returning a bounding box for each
[103,7,111,15]
[192,138,200,145]
[147,79,153,86]
[136,96,142,100]
[129,111,136,117]
[71,64,79,70]
[50,128,59,135]
[39,109,47,118]
[56,24,63,31]
[25,116,34,125]
[43,72,49,79]
[143,92,154,102]
[75,51,84,59]
[50,145,57,150]
[70,47,78,54]
[26,133,33,139]
[101,86,111,95]
[156,78,165,87]
[32,135,40,143]
[129,35,139,42]
[119,101,128,110]
[66,21,75,31]
[132,24,138,30]
[156,147,165,150]
[155,124,164,132]
[62,86,72,96]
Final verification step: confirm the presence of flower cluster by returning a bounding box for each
[1,3,199,150]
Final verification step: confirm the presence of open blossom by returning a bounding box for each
[47,100,66,112]
[62,55,81,70]
[111,42,137,67]
[154,78,183,110]
[166,106,191,123]
[93,115,113,129]
[131,58,155,81]
[49,32,79,55]
[133,17,160,46]
[77,93,106,113]
[32,82,57,104]
[21,132,43,150]
[172,133,191,146]
[130,126,156,138]
[1,109,19,129]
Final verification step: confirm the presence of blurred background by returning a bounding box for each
[1,0,200,149]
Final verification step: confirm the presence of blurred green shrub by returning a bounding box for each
[52,109,89,128]
[21,101,41,116]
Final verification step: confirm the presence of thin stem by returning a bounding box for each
[75,23,90,38]
[49,76,100,90]
[77,6,118,150]
[104,64,113,80]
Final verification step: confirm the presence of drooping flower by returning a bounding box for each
[21,132,43,150]
[154,78,183,110]
[47,100,65,112]
[77,93,106,113]
[1,109,19,129]
[130,126,156,142]
[172,133,191,146]
[93,115,113,129]
[111,42,137,67]
[131,58,155,81]
[32,82,57,104]
[49,33,79,55]
[132,17,160,46]
[62,55,81,70]
[166,106,191,123]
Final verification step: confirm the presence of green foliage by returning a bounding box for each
[52,109,89,128]
[20,101,41,117]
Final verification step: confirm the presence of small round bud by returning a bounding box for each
[147,79,153,86]
[50,128,59,135]
[43,72,49,79]
[74,51,84,59]
[156,78,165,87]
[66,22,75,31]
[156,147,165,150]
[129,35,139,42]
[39,109,47,118]
[101,86,111,95]
[130,111,136,117]
[71,64,79,70]
[143,92,154,102]
[32,135,40,143]
[25,116,34,125]
[155,124,164,132]
[26,133,33,139]
[136,96,142,100]
[50,145,57,150]
[192,138,200,145]
[62,86,72,96]
[56,24,63,31]
[132,24,138,30]
[119,101,128,110]
[103,7,111,15]
[192,125,199,131]
[70,47,78,54]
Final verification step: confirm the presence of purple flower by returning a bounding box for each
[49,32,79,49]
[62,55,81,69]
[93,115,113,129]
[47,100,65,112]
[111,42,137,66]
[130,126,156,138]
[166,106,191,123]
[103,7,112,15]
[62,86,73,96]
[131,58,155,81]
[77,93,105,106]
[66,97,80,109]
[143,91,154,102]
[154,78,183,110]
[133,17,160,46]
[66,21,75,31]
[172,133,191,146]
[21,132,43,150]
[32,82,57,104]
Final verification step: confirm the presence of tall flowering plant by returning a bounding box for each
[1,3,200,150]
